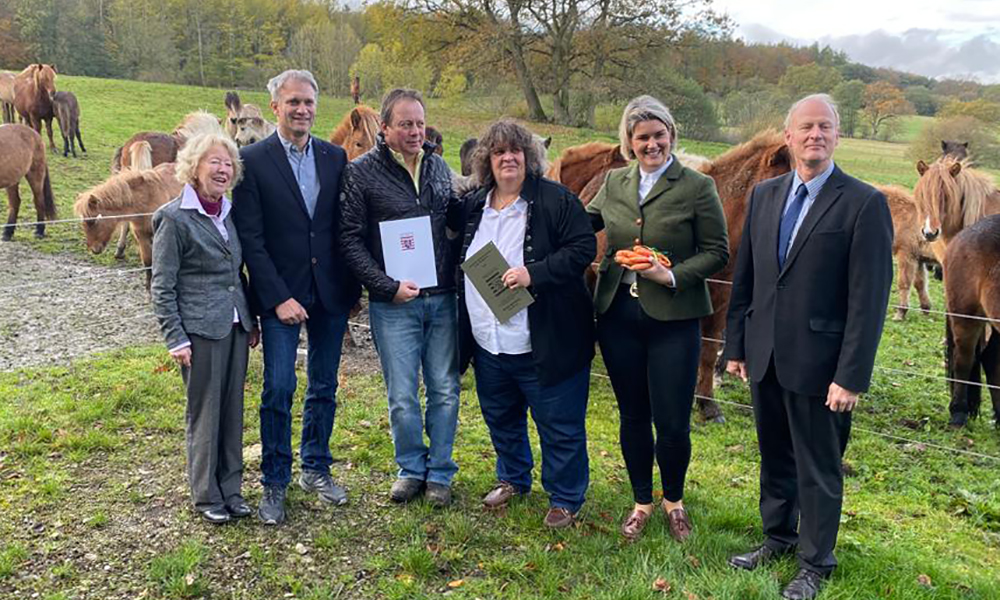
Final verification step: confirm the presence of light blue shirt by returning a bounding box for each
[277,132,320,219]
[782,161,835,255]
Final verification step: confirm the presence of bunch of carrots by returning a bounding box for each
[614,245,672,271]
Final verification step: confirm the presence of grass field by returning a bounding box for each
[1,76,1000,600]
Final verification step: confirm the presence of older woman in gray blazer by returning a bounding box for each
[151,131,258,524]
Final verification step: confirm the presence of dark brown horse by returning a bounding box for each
[13,64,58,151]
[51,91,86,158]
[551,131,792,422]
[0,124,57,240]
[425,126,444,156]
[943,215,1000,427]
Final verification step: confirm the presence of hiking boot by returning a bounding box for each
[258,486,286,525]
[299,471,348,505]
[425,483,452,508]
[390,478,425,503]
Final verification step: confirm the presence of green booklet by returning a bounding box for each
[461,241,535,324]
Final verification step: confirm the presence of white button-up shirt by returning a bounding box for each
[464,193,532,356]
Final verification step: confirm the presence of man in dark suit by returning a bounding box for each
[723,94,893,599]
[233,70,361,525]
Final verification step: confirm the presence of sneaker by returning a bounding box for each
[425,482,452,508]
[390,478,425,503]
[299,471,348,505]
[258,486,286,525]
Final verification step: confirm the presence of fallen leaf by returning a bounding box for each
[687,555,701,568]
[447,579,465,588]
[684,591,699,600]
[651,578,671,592]
[295,543,309,555]
[184,573,196,586]
[917,573,932,587]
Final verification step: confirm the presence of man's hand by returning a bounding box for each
[393,281,420,304]
[726,359,747,382]
[249,326,261,349]
[170,346,192,367]
[502,266,531,290]
[276,298,308,325]
[826,382,859,413]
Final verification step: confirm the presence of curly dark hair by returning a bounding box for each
[470,119,547,191]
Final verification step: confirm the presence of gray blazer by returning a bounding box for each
[151,196,254,350]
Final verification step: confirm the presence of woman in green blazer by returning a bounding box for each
[587,95,728,542]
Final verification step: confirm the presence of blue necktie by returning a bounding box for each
[778,183,808,270]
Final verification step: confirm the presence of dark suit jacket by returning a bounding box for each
[723,166,893,397]
[232,133,361,317]
[455,175,596,387]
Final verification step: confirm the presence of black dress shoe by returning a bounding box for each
[200,508,231,524]
[227,499,252,518]
[781,568,827,600]
[728,544,792,571]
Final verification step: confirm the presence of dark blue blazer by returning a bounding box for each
[232,132,361,318]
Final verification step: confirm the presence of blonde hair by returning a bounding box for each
[618,95,677,161]
[175,132,243,190]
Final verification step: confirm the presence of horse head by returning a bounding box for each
[344,106,380,160]
[74,194,118,254]
[224,91,243,139]
[34,64,57,99]
[234,114,274,147]
[914,159,962,242]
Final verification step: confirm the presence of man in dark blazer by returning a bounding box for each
[233,70,361,525]
[723,94,893,599]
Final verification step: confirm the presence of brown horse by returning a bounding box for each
[12,64,58,152]
[552,131,792,422]
[51,91,86,158]
[74,162,183,285]
[351,75,361,105]
[942,214,1000,427]
[224,91,276,147]
[0,72,15,124]
[880,185,945,321]
[915,158,1000,250]
[329,105,380,160]
[0,124,57,241]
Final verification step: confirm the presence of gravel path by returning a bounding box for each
[0,242,379,374]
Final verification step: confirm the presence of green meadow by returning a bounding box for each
[1,75,999,599]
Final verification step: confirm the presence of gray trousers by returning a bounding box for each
[181,326,249,511]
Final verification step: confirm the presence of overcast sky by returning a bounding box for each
[711,0,1000,84]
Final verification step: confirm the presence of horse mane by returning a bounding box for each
[702,130,789,203]
[952,160,1000,228]
[915,159,966,235]
[330,105,380,147]
[173,111,223,142]
[74,163,180,216]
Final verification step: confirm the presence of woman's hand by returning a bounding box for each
[636,255,675,287]
[502,266,531,290]
[170,346,192,367]
[249,326,261,349]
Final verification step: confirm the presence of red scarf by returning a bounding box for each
[196,191,222,217]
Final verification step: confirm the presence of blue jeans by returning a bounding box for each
[473,346,590,512]
[259,306,348,488]
[369,294,460,486]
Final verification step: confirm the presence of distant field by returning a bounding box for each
[2,75,1000,600]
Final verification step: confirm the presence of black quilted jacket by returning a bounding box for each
[339,135,460,302]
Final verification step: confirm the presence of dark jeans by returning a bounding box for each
[259,305,348,488]
[752,360,852,575]
[596,285,700,504]
[473,346,590,512]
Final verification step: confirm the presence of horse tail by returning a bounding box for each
[42,167,57,220]
[129,141,153,171]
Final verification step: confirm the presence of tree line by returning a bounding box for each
[2,0,998,162]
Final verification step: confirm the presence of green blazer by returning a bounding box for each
[587,158,729,321]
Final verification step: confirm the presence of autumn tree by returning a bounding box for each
[832,79,864,138]
[861,81,912,140]
[778,62,842,97]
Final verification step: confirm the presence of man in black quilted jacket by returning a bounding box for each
[339,88,461,507]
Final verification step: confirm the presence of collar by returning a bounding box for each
[180,183,231,220]
[485,189,527,215]
[388,144,424,171]
[639,156,673,182]
[276,130,311,156]
[791,161,836,200]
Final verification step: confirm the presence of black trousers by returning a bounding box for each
[596,285,700,504]
[752,359,852,574]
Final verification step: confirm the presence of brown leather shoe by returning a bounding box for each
[483,481,521,509]
[665,506,692,542]
[543,507,577,529]
[620,509,651,541]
